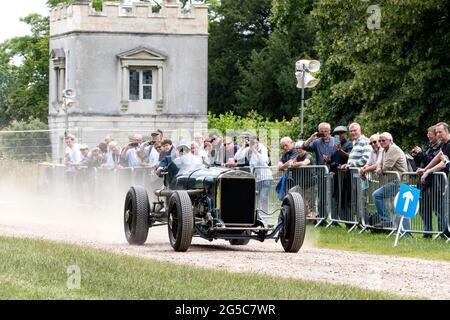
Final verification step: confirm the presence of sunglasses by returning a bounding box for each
[370,141,378,145]
[378,139,387,142]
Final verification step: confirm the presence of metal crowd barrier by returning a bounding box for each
[37,163,157,205]
[35,162,450,241]
[285,166,331,227]
[401,172,449,239]
[327,168,360,231]
[250,166,282,225]
[358,171,402,234]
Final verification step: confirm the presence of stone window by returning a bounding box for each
[129,69,153,101]
[117,47,166,112]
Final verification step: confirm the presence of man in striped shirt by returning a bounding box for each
[337,123,372,224]
[340,123,372,169]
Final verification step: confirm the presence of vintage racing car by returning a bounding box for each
[124,160,306,252]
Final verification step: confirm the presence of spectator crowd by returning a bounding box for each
[62,121,450,237]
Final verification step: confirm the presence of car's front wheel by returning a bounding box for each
[280,192,306,253]
[168,191,194,252]
[124,186,149,245]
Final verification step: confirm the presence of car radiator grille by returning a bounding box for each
[219,177,255,226]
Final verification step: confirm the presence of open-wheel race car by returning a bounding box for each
[124,162,306,252]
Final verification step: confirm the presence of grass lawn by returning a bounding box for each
[311,225,450,262]
[0,236,407,300]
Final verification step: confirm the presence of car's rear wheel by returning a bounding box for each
[280,192,306,253]
[124,186,149,245]
[168,191,194,252]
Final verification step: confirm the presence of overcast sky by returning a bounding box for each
[0,0,49,43]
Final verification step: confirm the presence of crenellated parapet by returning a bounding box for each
[50,1,208,37]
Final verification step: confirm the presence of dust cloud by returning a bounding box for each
[0,162,126,244]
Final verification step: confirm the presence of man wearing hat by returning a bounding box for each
[331,125,352,171]
[151,129,163,142]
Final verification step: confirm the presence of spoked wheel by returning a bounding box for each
[279,192,306,253]
[168,191,193,252]
[124,186,150,245]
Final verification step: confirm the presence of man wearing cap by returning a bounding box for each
[331,126,352,171]
[142,129,163,164]
[79,144,90,165]
[151,129,163,142]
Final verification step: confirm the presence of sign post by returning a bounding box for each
[393,184,420,247]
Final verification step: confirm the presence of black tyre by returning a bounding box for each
[280,192,306,253]
[168,191,194,252]
[124,186,150,245]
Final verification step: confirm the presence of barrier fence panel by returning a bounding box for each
[246,166,279,226]
[285,166,330,227]
[358,170,379,232]
[327,168,360,230]
[359,171,401,233]
[448,172,450,243]
[0,130,52,162]
[401,172,449,238]
[116,167,134,196]
[37,163,66,200]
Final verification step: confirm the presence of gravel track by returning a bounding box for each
[1,197,450,300]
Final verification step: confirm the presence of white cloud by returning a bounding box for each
[0,0,49,43]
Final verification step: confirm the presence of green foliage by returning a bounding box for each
[208,111,302,158]
[208,0,274,115]
[0,118,51,161]
[46,0,74,7]
[311,0,450,149]
[0,14,49,127]
[235,0,316,128]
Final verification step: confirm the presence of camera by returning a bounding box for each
[316,132,324,138]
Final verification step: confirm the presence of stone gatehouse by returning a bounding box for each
[48,0,208,161]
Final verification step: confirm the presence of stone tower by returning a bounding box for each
[48,0,208,161]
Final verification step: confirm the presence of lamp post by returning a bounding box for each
[295,59,320,139]
[61,88,76,138]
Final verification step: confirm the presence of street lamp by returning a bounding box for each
[61,88,76,138]
[295,59,320,139]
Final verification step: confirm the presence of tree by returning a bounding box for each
[208,0,273,115]
[235,0,316,122]
[0,14,50,127]
[311,0,450,148]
